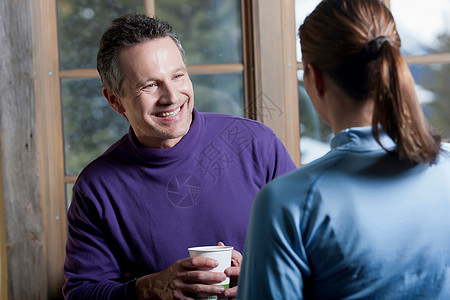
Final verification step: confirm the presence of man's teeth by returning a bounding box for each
[157,107,181,117]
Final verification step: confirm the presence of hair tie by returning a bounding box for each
[365,35,393,60]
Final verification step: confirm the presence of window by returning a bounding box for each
[295,0,333,164]
[391,0,450,141]
[38,0,450,296]
[57,0,246,208]
[39,1,302,297]
[295,0,450,164]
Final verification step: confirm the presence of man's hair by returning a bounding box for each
[97,13,185,96]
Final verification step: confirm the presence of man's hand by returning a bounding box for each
[218,242,242,299]
[135,256,227,300]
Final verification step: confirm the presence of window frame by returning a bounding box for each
[295,0,450,165]
[37,0,450,296]
[36,0,299,297]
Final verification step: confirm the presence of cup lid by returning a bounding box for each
[188,245,234,252]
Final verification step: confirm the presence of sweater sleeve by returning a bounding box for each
[63,187,129,300]
[264,131,297,181]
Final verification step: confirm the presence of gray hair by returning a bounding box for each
[97,13,186,96]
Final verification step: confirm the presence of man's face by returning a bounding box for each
[110,37,194,148]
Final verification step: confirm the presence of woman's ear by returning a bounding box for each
[306,63,325,97]
[103,87,125,114]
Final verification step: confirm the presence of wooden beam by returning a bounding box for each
[251,0,300,166]
[280,0,301,166]
[0,147,7,300]
[60,69,99,78]
[242,0,257,122]
[0,0,47,298]
[64,175,79,184]
[59,63,246,79]
[187,63,244,75]
[145,0,155,16]
[34,0,67,298]
[404,53,450,65]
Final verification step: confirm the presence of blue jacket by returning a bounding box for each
[238,126,450,300]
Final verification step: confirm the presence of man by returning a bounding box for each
[63,13,296,300]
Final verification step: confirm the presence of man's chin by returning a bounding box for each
[155,126,191,147]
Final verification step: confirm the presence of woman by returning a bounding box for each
[237,0,450,299]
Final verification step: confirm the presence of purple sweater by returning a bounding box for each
[63,109,296,299]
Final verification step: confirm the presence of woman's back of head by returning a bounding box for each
[299,0,441,164]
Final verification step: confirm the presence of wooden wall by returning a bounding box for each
[0,0,48,298]
[0,148,7,300]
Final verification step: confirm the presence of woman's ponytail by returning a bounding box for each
[371,38,441,164]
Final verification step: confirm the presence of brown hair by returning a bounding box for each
[299,0,441,164]
[97,13,185,97]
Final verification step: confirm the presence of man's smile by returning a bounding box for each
[155,106,182,118]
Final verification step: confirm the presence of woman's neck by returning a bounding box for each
[323,75,374,134]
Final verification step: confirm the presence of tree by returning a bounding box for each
[419,33,450,141]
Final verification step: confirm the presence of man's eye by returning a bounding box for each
[174,74,184,79]
[144,83,157,89]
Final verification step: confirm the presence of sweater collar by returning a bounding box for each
[127,108,203,163]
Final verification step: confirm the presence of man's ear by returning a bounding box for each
[306,63,325,97]
[103,87,125,114]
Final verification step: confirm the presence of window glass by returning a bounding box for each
[61,78,129,174]
[390,0,449,56]
[155,0,243,65]
[410,63,450,140]
[298,70,333,164]
[295,0,322,62]
[295,1,333,164]
[57,0,145,70]
[298,61,450,165]
[66,183,74,210]
[190,73,244,117]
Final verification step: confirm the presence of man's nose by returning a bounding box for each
[159,82,178,104]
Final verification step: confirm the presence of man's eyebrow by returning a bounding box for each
[130,79,154,92]
[174,66,187,73]
[130,65,188,90]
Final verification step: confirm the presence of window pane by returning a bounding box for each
[391,0,449,56]
[61,78,129,174]
[295,0,322,62]
[410,64,450,140]
[66,183,74,210]
[298,70,333,164]
[190,73,244,117]
[155,0,243,65]
[57,0,145,70]
[298,62,450,165]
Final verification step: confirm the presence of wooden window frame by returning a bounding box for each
[385,0,450,65]
[30,0,450,297]
[34,0,299,297]
[0,151,6,300]
[6,0,445,297]
[35,0,66,297]
[251,0,300,165]
[294,0,450,164]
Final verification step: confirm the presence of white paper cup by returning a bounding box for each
[188,245,233,300]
